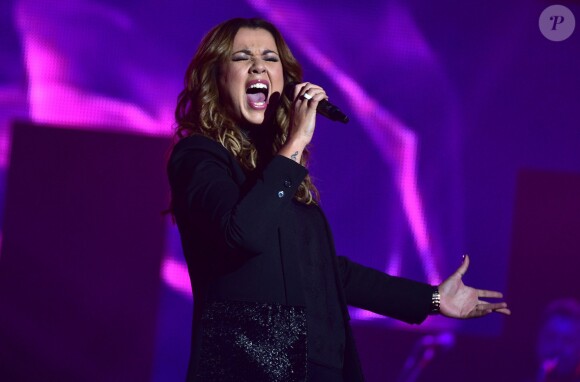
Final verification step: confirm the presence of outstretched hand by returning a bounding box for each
[438,255,511,319]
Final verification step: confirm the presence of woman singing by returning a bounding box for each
[168,17,510,382]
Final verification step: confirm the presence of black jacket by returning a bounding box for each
[168,135,434,381]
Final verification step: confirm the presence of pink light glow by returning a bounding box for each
[15,1,173,136]
[0,124,13,169]
[386,251,402,277]
[161,257,192,298]
[21,37,172,135]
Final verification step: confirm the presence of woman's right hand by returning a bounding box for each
[279,82,327,163]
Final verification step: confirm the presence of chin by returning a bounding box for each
[242,111,268,126]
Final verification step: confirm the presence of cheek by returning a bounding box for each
[219,74,239,104]
[272,67,285,92]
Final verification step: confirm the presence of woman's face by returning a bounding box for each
[219,27,284,126]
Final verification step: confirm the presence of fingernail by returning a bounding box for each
[462,254,467,261]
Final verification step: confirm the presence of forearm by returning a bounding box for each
[278,137,308,164]
[337,256,434,324]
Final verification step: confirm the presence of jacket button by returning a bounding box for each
[277,190,285,198]
[284,180,292,188]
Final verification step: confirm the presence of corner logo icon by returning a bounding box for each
[539,5,575,41]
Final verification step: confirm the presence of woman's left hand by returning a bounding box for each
[438,255,511,318]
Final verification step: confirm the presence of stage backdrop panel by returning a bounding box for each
[0,122,169,381]
[503,169,580,379]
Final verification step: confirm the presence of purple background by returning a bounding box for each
[0,0,579,381]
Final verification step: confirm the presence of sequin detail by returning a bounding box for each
[197,300,307,381]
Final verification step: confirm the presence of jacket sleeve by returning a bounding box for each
[336,256,434,324]
[168,135,308,254]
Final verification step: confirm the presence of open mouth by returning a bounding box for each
[246,80,269,109]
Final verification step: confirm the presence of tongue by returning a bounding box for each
[247,92,266,103]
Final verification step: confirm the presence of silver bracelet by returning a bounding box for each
[430,287,441,315]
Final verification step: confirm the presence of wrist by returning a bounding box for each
[279,139,307,163]
[284,135,309,151]
[429,286,441,315]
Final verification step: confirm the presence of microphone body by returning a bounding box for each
[285,82,349,124]
[316,99,350,124]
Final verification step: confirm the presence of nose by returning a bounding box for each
[250,58,266,74]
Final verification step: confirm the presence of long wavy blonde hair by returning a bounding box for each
[174,18,319,204]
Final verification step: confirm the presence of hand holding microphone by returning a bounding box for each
[279,81,349,163]
[286,81,349,124]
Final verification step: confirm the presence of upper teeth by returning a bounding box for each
[249,83,268,89]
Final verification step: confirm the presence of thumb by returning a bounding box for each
[455,254,470,277]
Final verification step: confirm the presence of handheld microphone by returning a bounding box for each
[285,82,349,124]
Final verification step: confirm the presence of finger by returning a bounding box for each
[494,308,512,315]
[478,301,508,311]
[307,89,327,104]
[297,91,327,114]
[470,302,511,318]
[477,289,504,299]
[293,82,309,101]
[297,83,326,101]
[454,254,470,277]
[300,89,326,103]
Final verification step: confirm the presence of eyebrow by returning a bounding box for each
[232,49,279,56]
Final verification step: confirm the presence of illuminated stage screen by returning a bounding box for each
[0,1,579,381]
